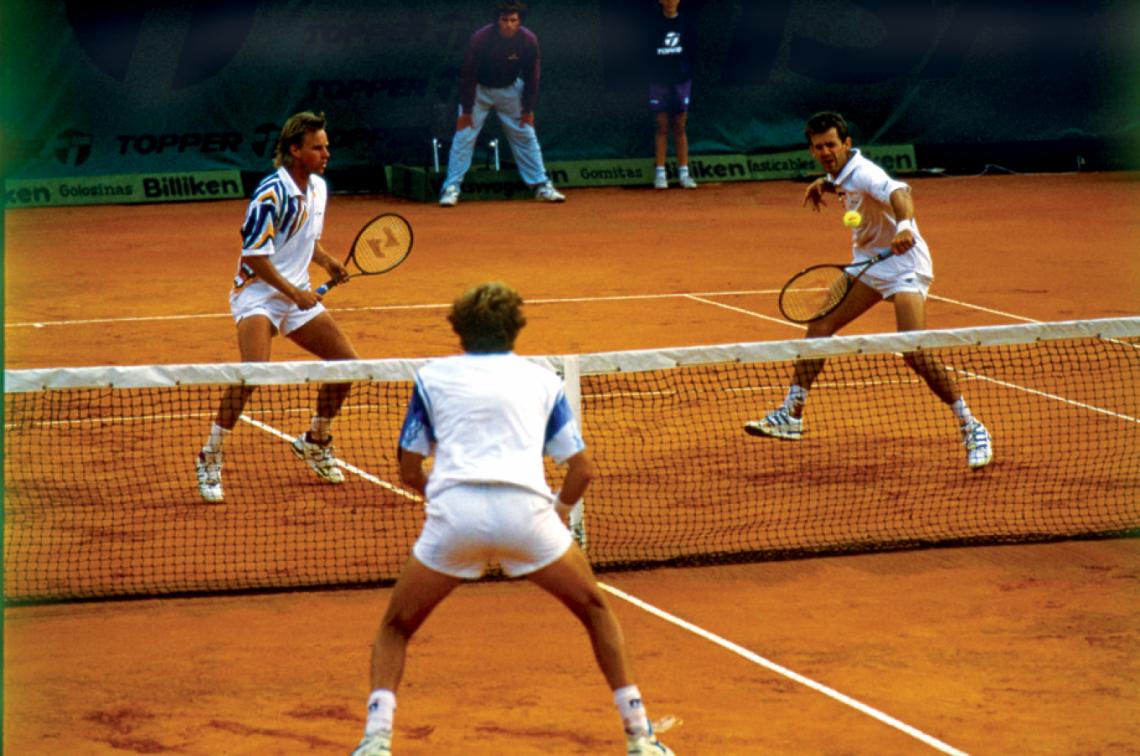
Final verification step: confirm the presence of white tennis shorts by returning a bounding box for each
[413,483,572,579]
[229,281,325,336]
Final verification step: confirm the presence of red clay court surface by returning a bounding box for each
[4,173,1139,754]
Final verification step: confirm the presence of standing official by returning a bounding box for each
[649,0,697,190]
[438,1,565,206]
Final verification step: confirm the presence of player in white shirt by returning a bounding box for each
[195,112,359,503]
[350,282,673,756]
[745,111,993,470]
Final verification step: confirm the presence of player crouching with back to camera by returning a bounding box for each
[745,111,993,470]
[195,111,359,503]
[437,1,565,207]
[350,282,673,756]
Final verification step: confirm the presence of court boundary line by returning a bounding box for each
[599,582,969,756]
[4,288,1061,330]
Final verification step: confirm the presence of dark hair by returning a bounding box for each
[448,281,527,353]
[495,0,527,18]
[804,111,850,143]
[273,111,326,168]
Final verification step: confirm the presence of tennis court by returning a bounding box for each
[5,173,1139,753]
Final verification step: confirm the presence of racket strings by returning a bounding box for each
[353,217,411,273]
[780,268,849,322]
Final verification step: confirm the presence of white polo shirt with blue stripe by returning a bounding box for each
[399,352,585,501]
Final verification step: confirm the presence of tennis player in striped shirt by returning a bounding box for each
[351,282,672,756]
[195,111,357,503]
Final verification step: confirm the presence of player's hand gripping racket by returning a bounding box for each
[777,251,893,323]
[316,213,413,295]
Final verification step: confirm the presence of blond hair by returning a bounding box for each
[273,111,326,168]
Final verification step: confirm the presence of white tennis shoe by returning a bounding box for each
[627,732,674,755]
[679,175,698,189]
[654,173,668,190]
[291,433,345,483]
[961,420,993,470]
[535,182,565,202]
[439,184,460,207]
[350,730,392,756]
[744,406,804,440]
[195,450,224,503]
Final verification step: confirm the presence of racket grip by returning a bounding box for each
[315,280,333,296]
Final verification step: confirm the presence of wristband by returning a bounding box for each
[553,491,578,517]
[896,219,915,233]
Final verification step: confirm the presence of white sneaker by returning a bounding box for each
[438,184,459,207]
[654,173,668,190]
[679,175,698,189]
[535,181,565,202]
[291,433,345,483]
[627,732,674,755]
[196,450,224,503]
[350,730,392,756]
[961,420,993,470]
[744,406,804,440]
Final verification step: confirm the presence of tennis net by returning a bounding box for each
[5,317,1139,602]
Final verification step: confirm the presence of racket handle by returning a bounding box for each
[315,279,335,296]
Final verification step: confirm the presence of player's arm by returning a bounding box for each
[554,449,595,516]
[802,177,835,211]
[397,448,428,494]
[397,378,434,495]
[311,240,349,283]
[241,255,321,310]
[519,34,540,127]
[889,187,917,254]
[455,32,481,130]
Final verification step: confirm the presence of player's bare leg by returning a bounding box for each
[654,112,670,188]
[747,279,880,440]
[790,279,882,399]
[527,544,633,690]
[286,313,358,481]
[198,315,275,502]
[892,291,993,467]
[529,546,671,751]
[369,556,462,692]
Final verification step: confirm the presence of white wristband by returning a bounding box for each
[553,491,578,517]
[896,219,915,233]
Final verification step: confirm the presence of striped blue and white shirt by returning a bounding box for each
[399,352,585,500]
[233,167,327,289]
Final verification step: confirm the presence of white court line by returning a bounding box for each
[926,294,1041,324]
[599,582,970,756]
[237,414,422,503]
[4,290,784,328]
[683,293,794,328]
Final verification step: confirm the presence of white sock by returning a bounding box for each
[784,384,808,413]
[203,423,229,454]
[614,684,649,738]
[678,165,690,179]
[364,689,396,736]
[951,398,975,426]
[655,165,666,177]
[309,415,333,443]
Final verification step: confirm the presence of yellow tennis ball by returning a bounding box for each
[843,210,862,228]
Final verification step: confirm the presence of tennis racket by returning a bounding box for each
[316,213,413,295]
[777,251,893,323]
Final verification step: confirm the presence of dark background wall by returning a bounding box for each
[3,0,1138,191]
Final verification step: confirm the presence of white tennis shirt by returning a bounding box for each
[399,352,586,501]
[831,149,933,279]
[234,167,327,289]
